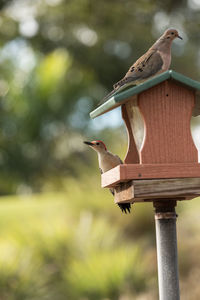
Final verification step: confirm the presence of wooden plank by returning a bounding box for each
[114,181,134,203]
[133,178,200,198]
[138,81,198,163]
[101,163,200,188]
[121,103,139,164]
[114,178,200,203]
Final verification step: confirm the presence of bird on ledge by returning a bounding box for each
[84,140,131,214]
[99,28,182,105]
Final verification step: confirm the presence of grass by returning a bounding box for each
[0,176,199,299]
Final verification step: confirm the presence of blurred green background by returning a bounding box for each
[0,0,200,299]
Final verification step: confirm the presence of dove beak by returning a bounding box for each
[84,141,94,146]
[177,35,183,40]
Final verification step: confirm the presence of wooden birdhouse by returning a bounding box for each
[90,70,200,204]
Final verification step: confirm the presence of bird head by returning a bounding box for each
[84,140,107,153]
[162,28,182,41]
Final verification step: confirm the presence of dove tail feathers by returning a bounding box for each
[98,89,116,106]
[99,75,139,106]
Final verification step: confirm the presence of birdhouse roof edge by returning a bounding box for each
[90,70,200,119]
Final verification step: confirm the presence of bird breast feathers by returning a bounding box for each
[98,152,121,173]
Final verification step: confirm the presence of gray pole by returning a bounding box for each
[154,200,180,300]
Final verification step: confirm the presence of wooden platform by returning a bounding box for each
[113,178,200,204]
[101,163,200,188]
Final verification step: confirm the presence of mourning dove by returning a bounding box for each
[100,28,182,104]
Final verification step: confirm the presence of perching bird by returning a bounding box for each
[100,28,182,104]
[84,140,131,214]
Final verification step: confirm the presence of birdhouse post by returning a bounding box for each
[90,70,200,300]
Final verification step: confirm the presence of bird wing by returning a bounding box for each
[113,49,163,90]
[115,155,123,164]
[98,50,161,105]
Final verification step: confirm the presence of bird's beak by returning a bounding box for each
[177,35,183,40]
[83,141,94,146]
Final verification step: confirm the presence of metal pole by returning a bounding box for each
[154,200,180,300]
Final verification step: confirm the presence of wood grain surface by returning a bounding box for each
[101,163,200,188]
[114,178,200,203]
[138,80,197,163]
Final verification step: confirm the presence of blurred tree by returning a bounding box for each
[0,0,200,194]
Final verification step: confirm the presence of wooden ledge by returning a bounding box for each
[101,163,200,188]
[113,178,200,204]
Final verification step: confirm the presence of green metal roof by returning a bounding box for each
[90,70,200,119]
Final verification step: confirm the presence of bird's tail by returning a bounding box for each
[118,203,131,214]
[98,89,116,106]
[98,78,138,107]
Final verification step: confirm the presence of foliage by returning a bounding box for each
[0,187,152,300]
